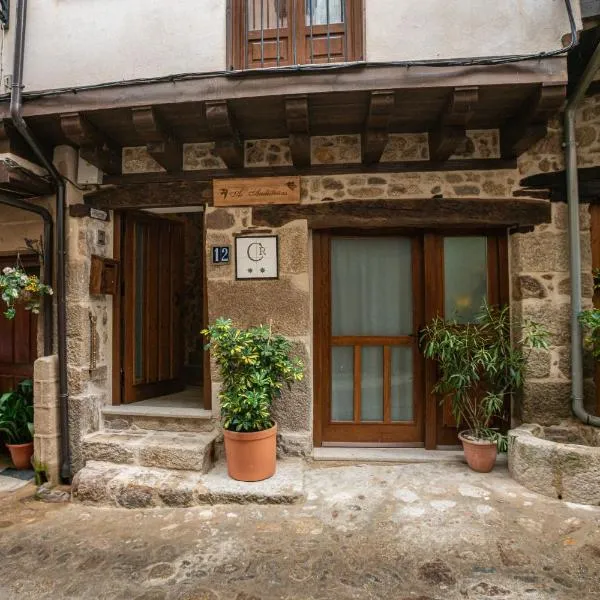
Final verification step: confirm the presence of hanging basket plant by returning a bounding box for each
[0,266,53,320]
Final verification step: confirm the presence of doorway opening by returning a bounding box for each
[113,208,209,410]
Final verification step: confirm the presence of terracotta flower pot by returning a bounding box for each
[458,431,498,473]
[6,442,34,470]
[223,423,277,482]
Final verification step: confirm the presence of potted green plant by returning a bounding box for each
[202,318,304,482]
[0,379,34,469]
[0,266,53,320]
[578,268,600,361]
[420,303,549,472]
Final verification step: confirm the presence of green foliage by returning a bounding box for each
[0,266,53,320]
[0,379,34,445]
[202,318,304,433]
[420,303,549,448]
[578,308,600,361]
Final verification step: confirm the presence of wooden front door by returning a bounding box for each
[314,233,424,445]
[121,213,185,403]
[0,255,39,393]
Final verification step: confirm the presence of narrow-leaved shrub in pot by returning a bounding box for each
[202,318,304,481]
[420,303,549,472]
[0,379,34,469]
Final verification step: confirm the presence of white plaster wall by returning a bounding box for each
[2,0,227,93]
[365,0,581,62]
[0,0,580,93]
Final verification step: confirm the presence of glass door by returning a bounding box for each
[315,234,424,445]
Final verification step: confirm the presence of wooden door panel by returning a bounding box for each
[122,214,184,403]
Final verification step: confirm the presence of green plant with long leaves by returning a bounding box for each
[0,266,53,320]
[578,268,600,360]
[202,318,304,432]
[0,379,34,445]
[420,303,549,450]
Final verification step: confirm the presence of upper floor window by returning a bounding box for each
[230,0,363,70]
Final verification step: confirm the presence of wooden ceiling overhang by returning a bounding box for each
[0,60,567,202]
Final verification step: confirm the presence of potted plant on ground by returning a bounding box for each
[0,379,34,469]
[202,318,304,482]
[420,303,549,473]
[0,266,53,320]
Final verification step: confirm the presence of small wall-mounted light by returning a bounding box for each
[0,1,9,29]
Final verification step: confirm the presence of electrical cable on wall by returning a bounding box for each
[0,0,578,101]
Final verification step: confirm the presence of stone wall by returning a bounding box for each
[205,207,313,455]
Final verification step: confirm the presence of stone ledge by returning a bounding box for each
[72,459,305,508]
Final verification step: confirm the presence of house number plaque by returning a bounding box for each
[211,246,231,264]
[235,236,279,280]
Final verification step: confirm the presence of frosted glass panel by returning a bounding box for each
[306,0,344,25]
[391,347,413,422]
[361,347,383,422]
[332,238,413,336]
[444,237,487,323]
[331,346,354,421]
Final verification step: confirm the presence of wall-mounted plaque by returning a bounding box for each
[235,236,278,280]
[211,246,231,264]
[214,176,301,207]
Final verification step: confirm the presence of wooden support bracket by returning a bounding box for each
[131,106,182,172]
[500,84,566,159]
[362,90,395,164]
[428,86,479,162]
[205,100,244,169]
[60,112,122,175]
[285,95,311,168]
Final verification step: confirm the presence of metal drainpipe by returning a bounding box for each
[9,0,71,477]
[566,41,600,427]
[0,194,53,355]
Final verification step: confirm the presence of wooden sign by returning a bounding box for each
[213,176,301,207]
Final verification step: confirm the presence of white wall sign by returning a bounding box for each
[235,236,279,280]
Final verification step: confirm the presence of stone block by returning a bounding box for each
[34,433,62,484]
[512,300,571,346]
[34,355,58,382]
[521,380,572,424]
[205,208,235,231]
[512,275,548,300]
[277,431,312,457]
[511,231,569,273]
[525,348,552,379]
[34,380,59,409]
[278,221,309,275]
[557,271,595,299]
[34,405,60,437]
[207,276,310,337]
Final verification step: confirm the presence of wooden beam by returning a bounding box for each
[84,181,212,209]
[0,163,52,197]
[60,113,121,175]
[362,90,395,164]
[500,84,566,158]
[285,95,310,168]
[131,106,182,172]
[252,197,551,229]
[428,86,479,161]
[205,101,243,169]
[0,120,50,166]
[103,158,517,186]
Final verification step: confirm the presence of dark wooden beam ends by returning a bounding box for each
[0,163,52,197]
[60,113,122,175]
[131,106,182,172]
[428,86,479,162]
[362,90,395,164]
[205,100,244,169]
[84,181,212,210]
[252,197,550,229]
[0,120,50,166]
[284,96,310,168]
[500,84,566,159]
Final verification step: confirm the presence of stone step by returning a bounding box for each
[72,459,306,508]
[102,405,216,433]
[82,429,219,473]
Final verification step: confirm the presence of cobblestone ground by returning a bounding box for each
[0,462,599,600]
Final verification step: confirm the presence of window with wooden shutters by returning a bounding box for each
[230,0,363,70]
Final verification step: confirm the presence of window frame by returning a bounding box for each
[229,0,364,70]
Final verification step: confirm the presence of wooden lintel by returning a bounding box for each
[0,120,50,166]
[131,106,182,172]
[103,158,517,186]
[428,86,479,162]
[500,83,566,158]
[285,96,310,168]
[252,197,550,229]
[0,163,52,197]
[60,112,122,175]
[84,181,212,210]
[205,100,243,169]
[362,90,395,164]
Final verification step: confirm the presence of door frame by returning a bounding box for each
[313,228,509,449]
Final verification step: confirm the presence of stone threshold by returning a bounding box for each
[313,447,508,465]
[72,459,305,508]
[102,404,213,420]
